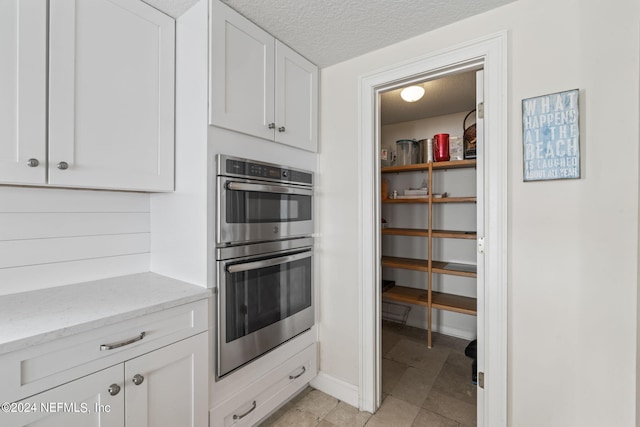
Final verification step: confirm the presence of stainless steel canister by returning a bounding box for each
[396,139,418,165]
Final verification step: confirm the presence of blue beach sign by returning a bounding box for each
[522,89,580,181]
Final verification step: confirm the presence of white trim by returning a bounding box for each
[310,371,359,408]
[357,31,508,426]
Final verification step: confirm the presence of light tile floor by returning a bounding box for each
[259,321,476,427]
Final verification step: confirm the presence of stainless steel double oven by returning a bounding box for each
[215,155,314,378]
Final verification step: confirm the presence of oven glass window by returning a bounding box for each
[226,255,312,343]
[226,190,311,223]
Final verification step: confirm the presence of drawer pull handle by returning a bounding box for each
[100,332,146,351]
[233,401,256,420]
[289,366,306,380]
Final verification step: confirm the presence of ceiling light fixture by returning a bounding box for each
[400,85,425,102]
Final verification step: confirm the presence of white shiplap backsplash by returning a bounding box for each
[0,186,150,296]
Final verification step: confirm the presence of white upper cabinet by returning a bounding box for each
[0,0,176,192]
[0,0,47,185]
[209,0,318,152]
[275,41,318,152]
[209,0,275,141]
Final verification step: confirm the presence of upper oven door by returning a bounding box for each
[217,176,313,245]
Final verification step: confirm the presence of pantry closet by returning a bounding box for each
[378,69,482,423]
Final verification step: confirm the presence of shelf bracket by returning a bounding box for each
[477,236,485,254]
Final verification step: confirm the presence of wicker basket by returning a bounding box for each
[463,109,477,159]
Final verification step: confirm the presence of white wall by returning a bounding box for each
[0,186,150,296]
[151,0,209,287]
[318,0,640,425]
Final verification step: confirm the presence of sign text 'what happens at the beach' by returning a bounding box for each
[522,89,580,181]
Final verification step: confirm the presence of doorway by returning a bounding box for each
[379,69,481,424]
[357,33,507,426]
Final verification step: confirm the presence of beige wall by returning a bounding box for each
[317,0,640,425]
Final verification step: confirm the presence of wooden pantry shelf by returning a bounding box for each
[432,262,477,278]
[382,286,477,316]
[382,228,476,239]
[432,196,476,204]
[382,256,429,272]
[381,163,429,173]
[382,198,428,204]
[381,159,476,174]
[431,159,476,170]
[432,292,477,315]
[432,230,477,239]
[381,256,476,277]
[382,228,429,237]
[383,285,428,307]
[382,196,476,204]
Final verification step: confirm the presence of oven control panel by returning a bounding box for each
[222,156,312,185]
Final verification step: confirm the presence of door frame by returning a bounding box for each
[357,31,508,426]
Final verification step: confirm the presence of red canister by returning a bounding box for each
[433,133,450,162]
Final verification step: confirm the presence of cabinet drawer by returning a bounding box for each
[210,343,317,427]
[0,299,207,402]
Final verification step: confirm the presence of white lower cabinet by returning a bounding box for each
[210,343,316,427]
[125,333,208,427]
[2,332,208,427]
[4,364,125,427]
[0,300,209,427]
[4,333,207,427]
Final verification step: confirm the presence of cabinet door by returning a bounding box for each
[48,0,175,191]
[125,333,208,427]
[0,0,47,184]
[0,364,124,427]
[275,41,318,152]
[209,0,275,140]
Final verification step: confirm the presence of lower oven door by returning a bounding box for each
[217,245,313,378]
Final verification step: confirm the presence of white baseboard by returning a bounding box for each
[310,371,359,408]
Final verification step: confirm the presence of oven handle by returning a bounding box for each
[226,181,313,196]
[226,250,312,274]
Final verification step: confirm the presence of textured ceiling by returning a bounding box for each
[219,0,517,67]
[146,0,517,67]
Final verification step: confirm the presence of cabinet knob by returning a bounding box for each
[108,384,121,396]
[132,374,144,386]
[278,126,286,133]
[57,161,69,170]
[26,158,39,167]
[268,123,275,129]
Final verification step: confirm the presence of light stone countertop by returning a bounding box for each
[0,272,211,355]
